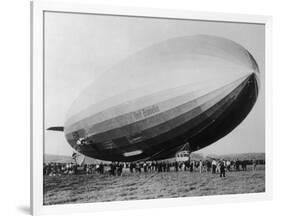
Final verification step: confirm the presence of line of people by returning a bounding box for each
[43,159,260,177]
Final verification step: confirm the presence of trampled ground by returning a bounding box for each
[43,165,265,205]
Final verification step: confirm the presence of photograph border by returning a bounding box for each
[31,1,272,215]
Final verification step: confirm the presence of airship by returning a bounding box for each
[48,35,259,162]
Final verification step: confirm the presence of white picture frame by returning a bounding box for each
[31,1,272,215]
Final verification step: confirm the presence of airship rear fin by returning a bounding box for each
[47,126,64,132]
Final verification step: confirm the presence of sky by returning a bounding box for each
[44,11,265,156]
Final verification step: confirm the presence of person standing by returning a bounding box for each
[206,160,211,172]
[235,159,240,171]
[175,161,179,172]
[220,160,226,177]
[129,162,134,173]
[189,161,194,172]
[212,159,217,174]
[143,161,147,173]
[252,159,257,171]
[226,160,231,172]
[100,163,104,174]
[199,160,203,173]
[216,160,221,173]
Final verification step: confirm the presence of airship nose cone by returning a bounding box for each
[252,72,259,97]
[247,50,260,91]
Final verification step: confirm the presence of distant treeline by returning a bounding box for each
[202,152,265,162]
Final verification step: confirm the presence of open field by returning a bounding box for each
[43,165,265,205]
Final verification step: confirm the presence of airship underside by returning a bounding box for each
[50,35,260,162]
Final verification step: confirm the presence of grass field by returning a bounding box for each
[43,165,265,205]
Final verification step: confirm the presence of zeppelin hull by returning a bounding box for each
[63,35,260,162]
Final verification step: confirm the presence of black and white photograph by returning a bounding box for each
[42,10,265,206]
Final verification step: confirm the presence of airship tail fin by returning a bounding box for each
[47,126,64,132]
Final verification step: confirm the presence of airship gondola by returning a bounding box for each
[48,35,259,162]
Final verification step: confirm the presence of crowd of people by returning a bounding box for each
[43,158,262,177]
